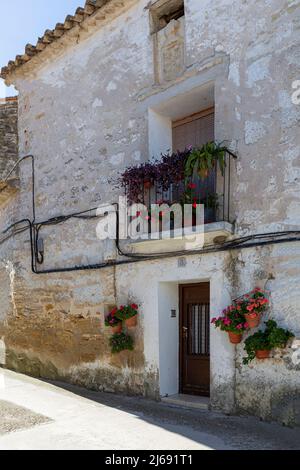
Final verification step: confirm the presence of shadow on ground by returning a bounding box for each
[43,378,300,450]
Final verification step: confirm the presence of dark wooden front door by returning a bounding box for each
[180,283,210,396]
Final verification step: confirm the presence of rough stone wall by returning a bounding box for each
[229,242,300,427]
[0,98,18,177]
[0,0,299,423]
[0,97,19,367]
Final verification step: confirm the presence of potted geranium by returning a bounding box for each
[116,304,139,328]
[105,308,122,334]
[236,288,269,329]
[243,320,293,364]
[212,305,249,344]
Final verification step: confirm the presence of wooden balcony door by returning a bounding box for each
[173,108,217,224]
[172,107,215,152]
[179,283,210,396]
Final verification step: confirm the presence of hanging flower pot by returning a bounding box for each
[111,323,122,335]
[198,168,210,180]
[212,307,249,345]
[255,349,270,360]
[244,313,261,329]
[105,309,122,334]
[228,332,243,344]
[125,315,138,328]
[109,333,134,354]
[243,320,293,365]
[115,304,139,329]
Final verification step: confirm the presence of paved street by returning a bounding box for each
[0,369,299,450]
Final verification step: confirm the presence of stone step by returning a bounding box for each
[161,394,210,411]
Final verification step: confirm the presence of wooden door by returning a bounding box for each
[172,107,215,152]
[172,108,217,223]
[180,283,210,396]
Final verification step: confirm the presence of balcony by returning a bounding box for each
[120,144,237,254]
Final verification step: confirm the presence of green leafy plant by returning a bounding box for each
[105,310,122,327]
[243,320,293,365]
[184,142,227,181]
[109,333,134,354]
[114,304,139,321]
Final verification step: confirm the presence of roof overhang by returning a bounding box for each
[1,0,138,84]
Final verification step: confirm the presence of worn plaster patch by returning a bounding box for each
[106,81,117,92]
[246,56,271,87]
[132,150,141,161]
[110,152,125,166]
[92,98,103,108]
[245,121,266,144]
[285,201,300,226]
[128,120,136,129]
[229,63,240,87]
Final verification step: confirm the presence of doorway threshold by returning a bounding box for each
[161,394,210,411]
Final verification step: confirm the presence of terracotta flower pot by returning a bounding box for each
[111,323,122,334]
[125,315,138,328]
[245,313,261,329]
[256,350,270,360]
[228,332,243,344]
[199,168,209,179]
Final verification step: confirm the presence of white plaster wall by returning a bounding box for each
[158,282,179,397]
[148,110,172,159]
[116,251,236,410]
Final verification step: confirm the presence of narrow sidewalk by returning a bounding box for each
[0,369,299,450]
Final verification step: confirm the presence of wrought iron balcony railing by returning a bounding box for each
[123,149,236,229]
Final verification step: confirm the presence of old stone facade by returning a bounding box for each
[0,0,300,426]
[0,97,18,204]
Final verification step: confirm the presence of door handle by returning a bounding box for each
[182,326,188,340]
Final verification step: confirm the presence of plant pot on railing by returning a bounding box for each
[143,180,152,189]
[198,168,210,179]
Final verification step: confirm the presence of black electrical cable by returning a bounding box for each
[2,154,300,275]
[32,232,300,275]
[114,200,300,258]
[30,201,300,274]
[34,206,101,227]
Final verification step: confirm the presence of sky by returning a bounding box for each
[0,0,85,97]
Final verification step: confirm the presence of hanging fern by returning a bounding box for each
[184,142,228,181]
